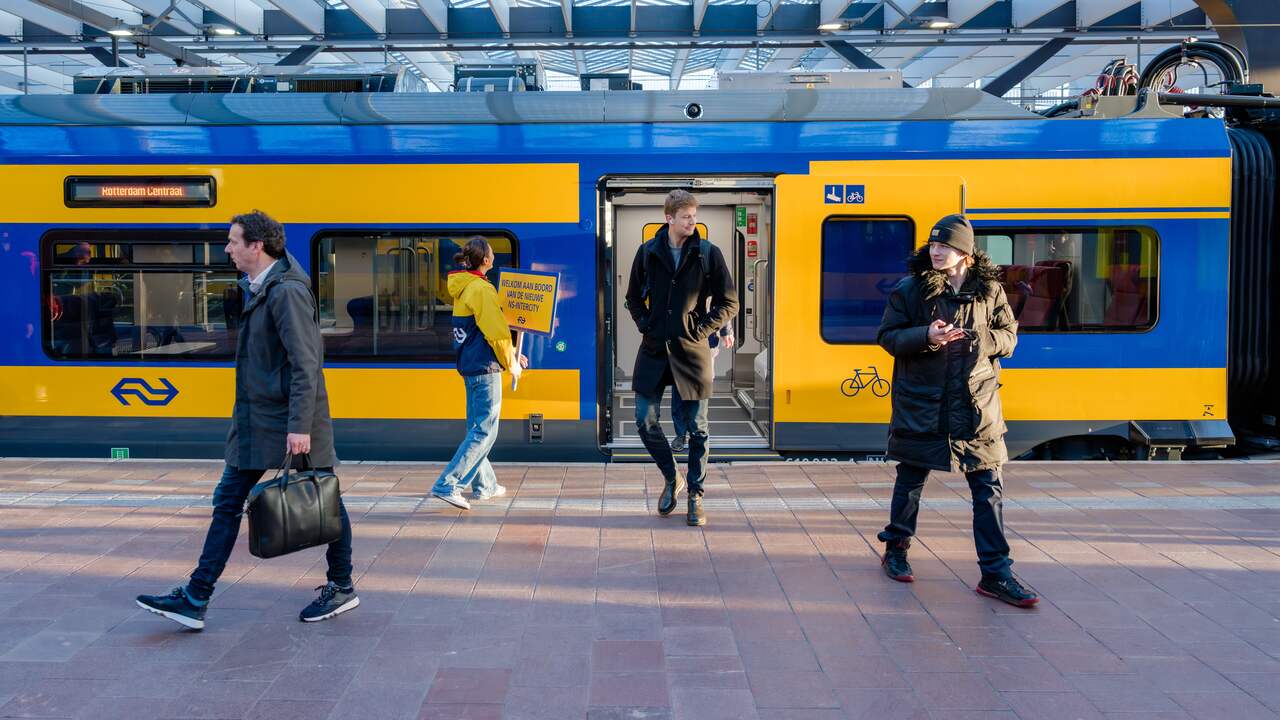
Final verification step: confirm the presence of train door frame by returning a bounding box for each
[597,176,776,454]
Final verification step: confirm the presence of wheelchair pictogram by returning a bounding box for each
[840,366,891,398]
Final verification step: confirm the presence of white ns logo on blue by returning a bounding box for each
[453,328,467,344]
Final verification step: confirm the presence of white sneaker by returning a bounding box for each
[432,489,471,510]
[473,484,507,501]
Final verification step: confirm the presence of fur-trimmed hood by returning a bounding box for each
[908,246,1001,300]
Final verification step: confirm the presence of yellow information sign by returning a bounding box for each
[497,269,561,337]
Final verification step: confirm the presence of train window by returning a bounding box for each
[976,227,1159,332]
[820,217,915,344]
[315,232,517,361]
[42,231,240,361]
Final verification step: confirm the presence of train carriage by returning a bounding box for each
[0,87,1260,461]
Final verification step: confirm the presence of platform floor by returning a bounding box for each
[2,457,1280,719]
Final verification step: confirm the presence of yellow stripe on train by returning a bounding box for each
[778,367,1227,424]
[0,164,580,224]
[0,366,581,420]
[808,157,1232,211]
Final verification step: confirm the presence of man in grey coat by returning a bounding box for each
[136,210,358,630]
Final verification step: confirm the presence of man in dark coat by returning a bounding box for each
[136,210,358,629]
[875,214,1038,608]
[625,190,738,526]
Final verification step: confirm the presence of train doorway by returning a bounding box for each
[600,177,776,459]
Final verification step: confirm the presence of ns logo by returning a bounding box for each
[453,327,467,344]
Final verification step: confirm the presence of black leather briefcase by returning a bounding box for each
[244,456,343,559]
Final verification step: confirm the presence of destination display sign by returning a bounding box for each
[64,176,216,208]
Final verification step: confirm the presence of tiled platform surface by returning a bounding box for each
[2,458,1280,720]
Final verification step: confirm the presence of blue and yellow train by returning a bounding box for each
[0,88,1271,461]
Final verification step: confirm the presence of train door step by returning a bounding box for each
[607,445,783,462]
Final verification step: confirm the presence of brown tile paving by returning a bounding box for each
[999,691,1106,720]
[425,667,512,705]
[746,671,840,709]
[3,459,1280,718]
[592,640,665,671]
[834,688,931,720]
[670,686,760,720]
[589,671,670,707]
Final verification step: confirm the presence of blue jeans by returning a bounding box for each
[433,372,501,497]
[877,462,1013,579]
[188,464,354,602]
[671,384,688,438]
[636,388,710,495]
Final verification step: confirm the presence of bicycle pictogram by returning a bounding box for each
[840,366,891,398]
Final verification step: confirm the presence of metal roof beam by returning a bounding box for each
[275,43,320,65]
[820,0,858,23]
[194,0,262,35]
[984,34,1071,96]
[692,0,707,32]
[1079,0,1134,27]
[669,46,687,88]
[400,49,454,91]
[764,46,804,71]
[341,0,385,34]
[560,0,571,34]
[117,0,200,34]
[825,39,913,85]
[265,0,322,35]
[21,0,215,65]
[824,39,886,69]
[416,0,446,34]
[715,47,744,72]
[0,0,79,35]
[757,0,780,30]
[489,0,509,34]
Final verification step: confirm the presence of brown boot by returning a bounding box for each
[658,473,685,516]
[686,495,705,527]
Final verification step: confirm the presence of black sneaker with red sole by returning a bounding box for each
[882,540,914,583]
[976,575,1039,608]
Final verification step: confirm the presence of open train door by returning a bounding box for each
[771,172,964,452]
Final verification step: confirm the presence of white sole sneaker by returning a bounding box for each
[300,595,360,623]
[136,599,205,630]
[472,485,507,501]
[433,491,471,510]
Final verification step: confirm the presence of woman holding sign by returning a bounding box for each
[431,237,529,511]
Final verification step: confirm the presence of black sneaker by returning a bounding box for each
[136,587,206,630]
[670,434,688,453]
[882,539,914,583]
[300,582,360,623]
[976,575,1040,608]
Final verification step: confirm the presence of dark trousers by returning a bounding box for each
[877,462,1013,578]
[635,389,710,495]
[187,464,354,602]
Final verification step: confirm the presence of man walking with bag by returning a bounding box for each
[136,210,358,630]
[625,190,737,526]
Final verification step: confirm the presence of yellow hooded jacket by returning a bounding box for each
[447,270,515,376]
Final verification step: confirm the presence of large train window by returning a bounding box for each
[315,232,517,361]
[42,231,240,361]
[820,217,915,343]
[976,227,1158,332]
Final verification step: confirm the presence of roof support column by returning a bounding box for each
[983,35,1071,97]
